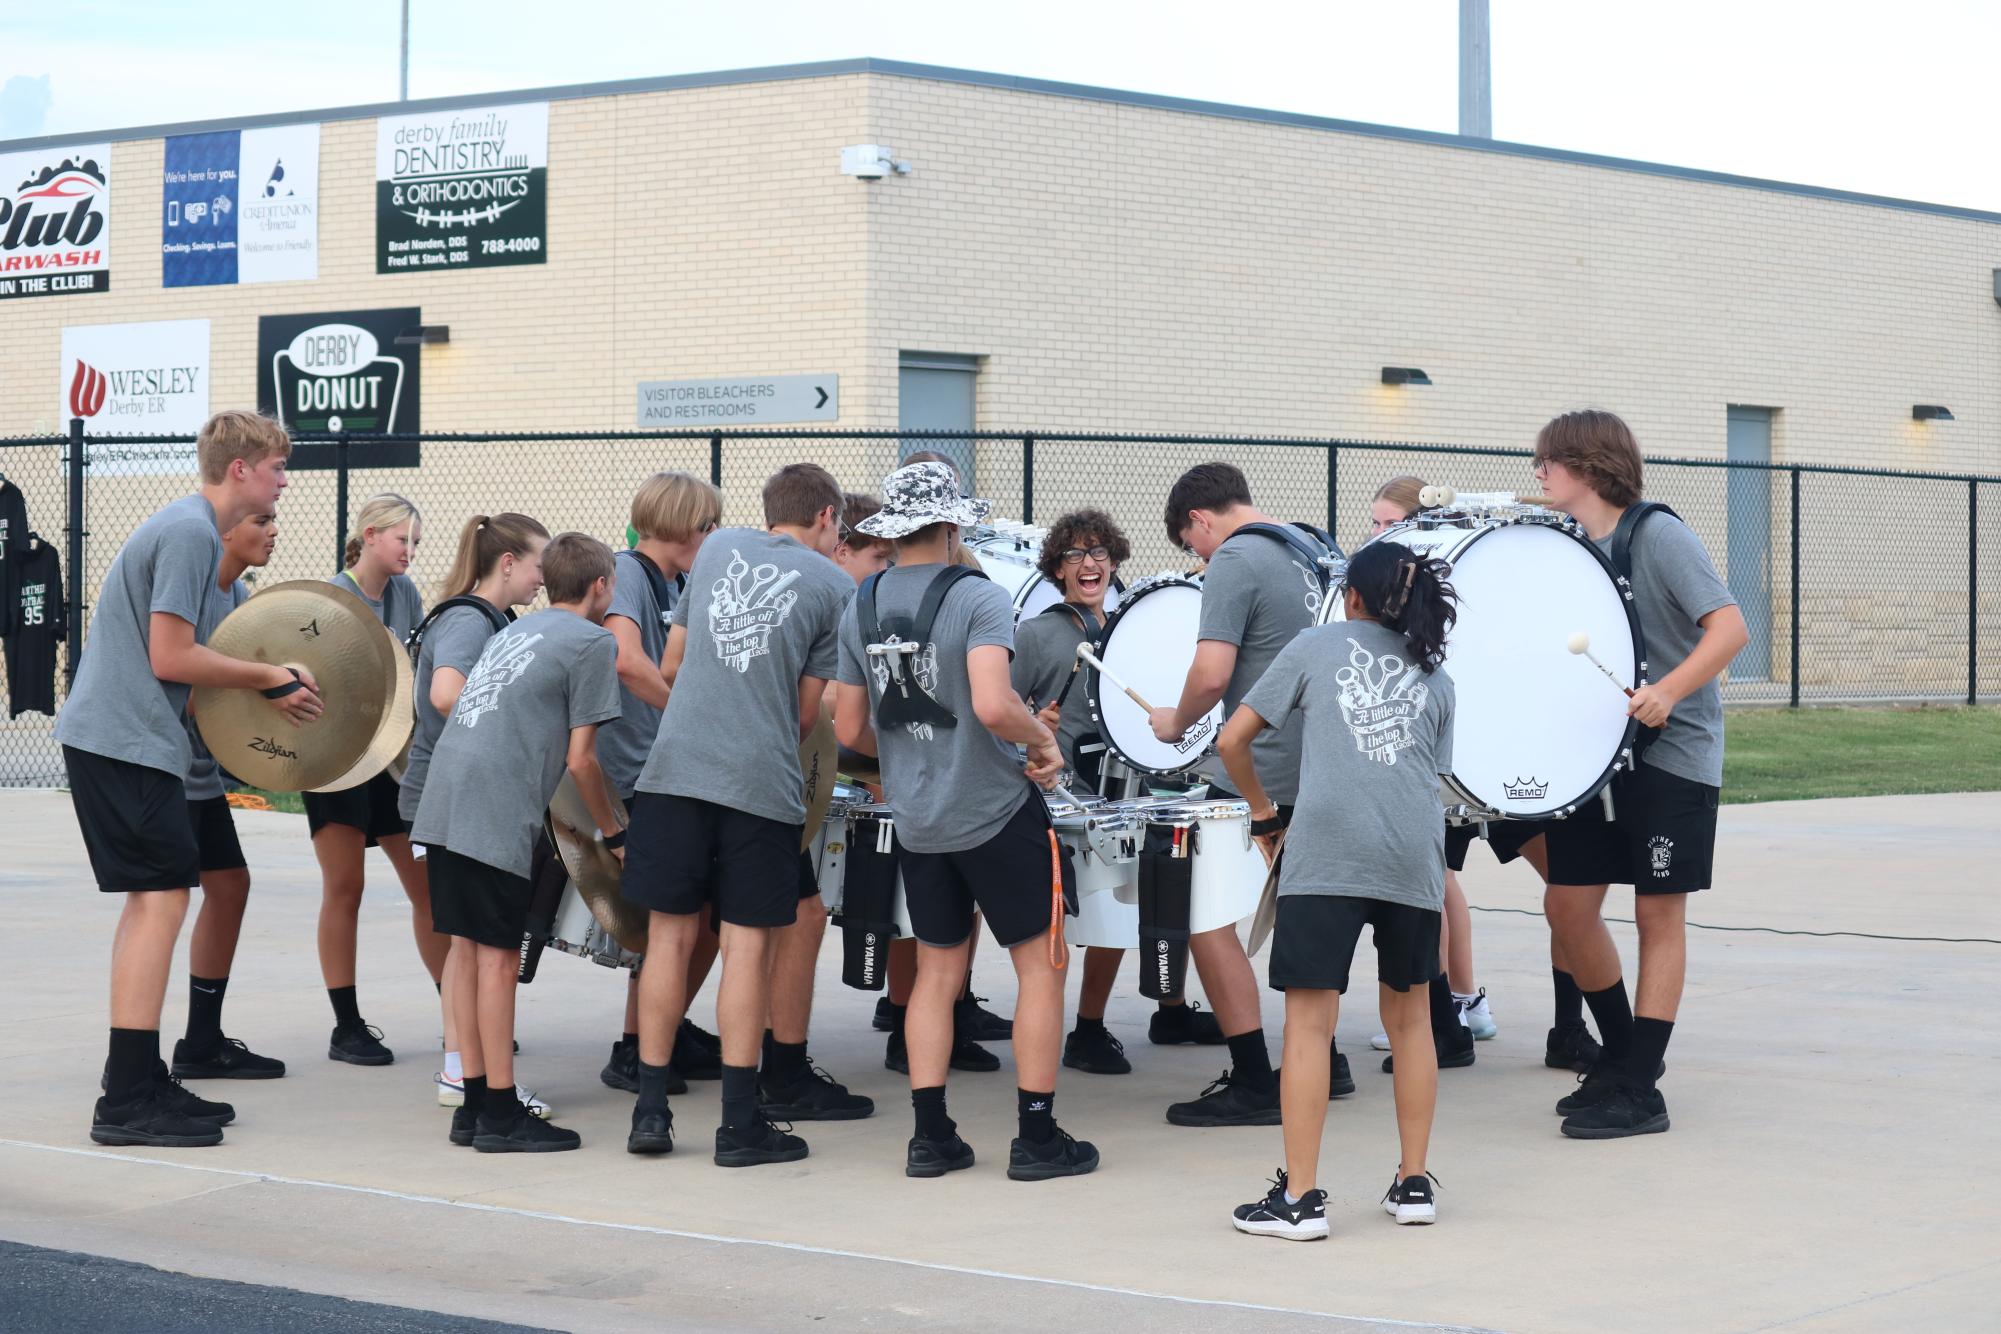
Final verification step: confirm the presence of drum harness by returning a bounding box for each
[615,548,687,630]
[404,594,514,663]
[1604,500,1676,764]
[857,564,988,730]
[1223,521,1344,594]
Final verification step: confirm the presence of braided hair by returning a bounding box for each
[1342,540,1458,673]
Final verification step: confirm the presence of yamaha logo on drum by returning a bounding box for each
[1504,777,1550,801]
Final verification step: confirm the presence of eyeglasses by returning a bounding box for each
[837,518,855,546]
[1060,546,1112,565]
[699,517,720,534]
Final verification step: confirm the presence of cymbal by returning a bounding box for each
[192,581,414,793]
[800,713,838,851]
[546,775,647,954]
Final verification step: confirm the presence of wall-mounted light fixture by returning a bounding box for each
[1381,367,1431,386]
[841,145,911,180]
[395,325,450,346]
[1912,404,1954,422]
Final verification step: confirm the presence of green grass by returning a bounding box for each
[239,788,306,814]
[1722,705,2001,804]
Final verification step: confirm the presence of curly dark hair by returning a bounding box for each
[1036,507,1132,583]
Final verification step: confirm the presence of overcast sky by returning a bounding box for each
[5,0,1995,211]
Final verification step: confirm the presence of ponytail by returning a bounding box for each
[436,511,550,601]
[1342,540,1458,673]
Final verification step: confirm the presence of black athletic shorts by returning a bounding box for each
[64,747,200,892]
[188,796,247,875]
[897,790,1075,950]
[797,849,820,901]
[427,844,533,949]
[620,792,802,928]
[1444,819,1545,872]
[1267,894,1441,994]
[1542,763,1719,895]
[303,771,408,847]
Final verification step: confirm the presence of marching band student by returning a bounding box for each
[1533,410,1747,1139]
[1148,462,1349,1126]
[399,513,554,1120]
[597,473,725,1099]
[1010,507,1221,1075]
[621,464,856,1164]
[412,533,624,1153]
[835,462,1100,1181]
[62,410,320,1146]
[309,493,446,1070]
[170,508,283,1081]
[1222,540,1460,1239]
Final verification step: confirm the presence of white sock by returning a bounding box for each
[1283,1189,1300,1205]
[443,1050,463,1080]
[1453,991,1480,1007]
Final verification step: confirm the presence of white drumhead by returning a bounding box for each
[972,533,1124,620]
[1328,520,1638,817]
[1090,579,1220,775]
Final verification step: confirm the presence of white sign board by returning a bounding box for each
[61,319,212,474]
[637,374,838,427]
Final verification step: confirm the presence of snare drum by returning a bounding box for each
[1143,799,1262,934]
[967,526,1123,621]
[1087,575,1218,775]
[1046,794,1144,949]
[836,802,914,938]
[546,883,642,970]
[812,783,868,914]
[1329,509,1642,819]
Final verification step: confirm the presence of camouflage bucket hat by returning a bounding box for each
[856,462,994,538]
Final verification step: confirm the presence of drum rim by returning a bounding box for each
[1335,515,1645,819]
[1084,575,1213,776]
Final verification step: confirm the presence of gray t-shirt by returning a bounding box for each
[597,550,678,800]
[398,599,508,821]
[328,569,426,640]
[55,493,221,777]
[410,607,622,878]
[184,579,251,801]
[1598,513,1738,788]
[836,565,1031,854]
[1243,619,1456,910]
[1199,528,1325,804]
[639,529,852,826]
[1010,603,1102,771]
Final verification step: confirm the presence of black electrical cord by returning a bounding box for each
[1468,903,2001,946]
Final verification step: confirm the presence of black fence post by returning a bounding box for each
[1022,434,1035,523]
[710,432,723,489]
[334,433,351,571]
[1326,443,1339,536]
[1789,467,1801,709]
[64,416,86,686]
[1970,479,1979,706]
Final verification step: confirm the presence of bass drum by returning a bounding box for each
[1324,513,1642,819]
[1086,576,1218,776]
[966,530,1122,620]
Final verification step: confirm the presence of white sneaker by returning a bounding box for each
[1369,1032,1391,1051]
[435,1070,463,1107]
[1456,989,1497,1040]
[519,1086,552,1119]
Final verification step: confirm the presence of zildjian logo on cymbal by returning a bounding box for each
[248,736,299,760]
[297,618,321,638]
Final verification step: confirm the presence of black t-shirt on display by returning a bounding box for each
[5,541,64,717]
[0,479,28,638]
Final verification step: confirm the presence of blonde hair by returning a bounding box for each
[1373,475,1428,519]
[196,410,290,485]
[630,471,721,544]
[437,512,549,601]
[344,493,420,569]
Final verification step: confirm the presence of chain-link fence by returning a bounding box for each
[2,424,1994,786]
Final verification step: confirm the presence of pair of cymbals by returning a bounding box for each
[546,774,648,954]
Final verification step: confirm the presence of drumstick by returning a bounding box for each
[1566,632,1635,698]
[1075,643,1156,713]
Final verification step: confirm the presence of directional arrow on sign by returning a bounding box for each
[814,386,829,409]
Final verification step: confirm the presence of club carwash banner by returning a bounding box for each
[0,144,111,300]
[61,319,212,475]
[163,124,320,286]
[376,102,547,273]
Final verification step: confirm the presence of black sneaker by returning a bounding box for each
[759,1063,875,1121]
[155,1069,234,1125]
[714,1115,809,1167]
[672,1021,722,1081]
[172,1035,285,1080]
[329,1024,394,1066]
[1232,1170,1329,1241]
[955,994,1013,1043]
[448,1105,478,1147]
[1381,1027,1475,1074]
[1330,1052,1356,1097]
[885,1030,1001,1075]
[1007,1125,1099,1181]
[1545,1023,1603,1073]
[872,997,902,1033]
[1166,1070,1281,1127]
[628,1105,675,1155]
[474,1109,581,1153]
[90,1087,225,1148]
[1148,1001,1227,1046]
[1561,1083,1669,1140]
[1062,1026,1132,1075]
[1555,1058,1664,1116]
[1382,1170,1440,1224]
[906,1132,976,1178]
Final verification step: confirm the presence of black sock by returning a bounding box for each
[912,1084,953,1141]
[621,1030,639,1048]
[461,1074,488,1114]
[1552,969,1586,1029]
[765,1036,808,1082]
[328,985,363,1030]
[1074,1014,1106,1036]
[1017,1087,1055,1144]
[1427,975,1458,1034]
[484,1083,523,1124]
[185,975,229,1051]
[1583,980,1634,1062]
[1625,1017,1674,1089]
[106,1028,157,1102]
[720,1064,759,1131]
[1226,1030,1276,1094]
[637,1060,674,1112]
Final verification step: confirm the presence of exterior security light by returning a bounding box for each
[1381,367,1432,386]
[1912,404,1953,421]
[395,325,450,346]
[841,145,911,180]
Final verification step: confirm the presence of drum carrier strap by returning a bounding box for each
[405,595,514,661]
[858,565,988,730]
[1604,502,1680,586]
[616,548,684,626]
[1038,601,1102,712]
[1226,522,1343,592]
